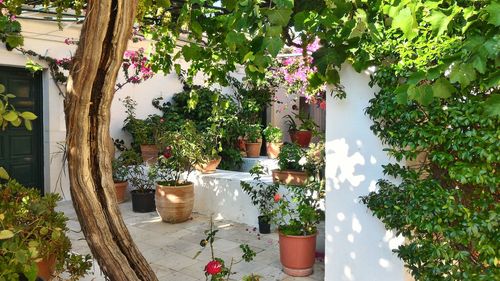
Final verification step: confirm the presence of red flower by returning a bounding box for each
[163,147,172,159]
[274,193,281,203]
[204,260,222,275]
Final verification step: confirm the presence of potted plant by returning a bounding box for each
[263,124,283,159]
[122,96,159,163]
[271,182,322,277]
[196,130,222,174]
[272,143,308,186]
[284,112,318,148]
[244,124,262,158]
[240,164,280,234]
[0,176,92,281]
[112,149,142,203]
[152,122,205,223]
[128,163,156,213]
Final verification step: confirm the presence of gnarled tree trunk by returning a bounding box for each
[64,1,158,280]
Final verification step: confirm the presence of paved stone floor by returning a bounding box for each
[57,201,325,281]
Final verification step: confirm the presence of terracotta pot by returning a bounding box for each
[279,231,317,277]
[195,156,222,174]
[131,190,156,213]
[266,142,282,159]
[236,137,246,151]
[114,181,128,203]
[245,142,262,158]
[37,255,56,281]
[272,169,308,186]
[140,144,159,164]
[290,130,312,148]
[156,182,194,223]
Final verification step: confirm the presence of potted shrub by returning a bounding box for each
[271,183,322,277]
[263,124,283,159]
[152,122,205,223]
[240,164,280,234]
[284,113,318,148]
[196,130,222,174]
[0,177,92,280]
[244,124,262,158]
[272,143,308,186]
[128,163,156,213]
[122,96,159,163]
[112,149,142,203]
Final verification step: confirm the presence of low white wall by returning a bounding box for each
[191,170,261,226]
[324,65,408,280]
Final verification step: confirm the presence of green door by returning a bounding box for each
[0,66,44,194]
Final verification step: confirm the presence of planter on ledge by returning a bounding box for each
[272,169,308,186]
[245,142,262,158]
[289,130,312,148]
[266,142,282,159]
[195,156,222,174]
[140,144,159,164]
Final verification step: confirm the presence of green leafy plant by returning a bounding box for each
[284,112,318,132]
[263,124,283,143]
[112,149,142,182]
[241,164,280,221]
[195,217,256,281]
[0,178,91,281]
[127,164,155,192]
[0,83,37,131]
[277,143,306,171]
[245,123,262,143]
[151,122,206,185]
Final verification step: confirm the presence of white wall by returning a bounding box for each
[324,65,409,281]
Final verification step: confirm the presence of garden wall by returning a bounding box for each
[324,65,412,281]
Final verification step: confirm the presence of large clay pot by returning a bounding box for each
[114,181,128,203]
[245,142,262,158]
[140,144,159,164]
[196,157,222,174]
[279,231,317,277]
[290,130,312,148]
[156,182,194,223]
[37,255,56,281]
[131,190,156,213]
[266,142,282,159]
[272,169,308,186]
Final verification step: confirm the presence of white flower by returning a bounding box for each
[298,156,307,166]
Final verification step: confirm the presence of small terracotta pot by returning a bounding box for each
[279,231,317,277]
[290,130,312,148]
[272,169,308,186]
[156,182,194,223]
[37,255,56,281]
[266,142,282,159]
[114,181,128,203]
[140,144,159,164]
[196,157,222,174]
[245,142,262,158]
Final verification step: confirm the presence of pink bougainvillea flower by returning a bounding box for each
[204,260,222,275]
[274,193,281,203]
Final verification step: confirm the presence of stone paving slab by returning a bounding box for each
[56,200,324,281]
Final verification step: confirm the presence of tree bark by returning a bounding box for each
[64,1,158,280]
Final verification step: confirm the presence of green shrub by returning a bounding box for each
[263,124,282,143]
